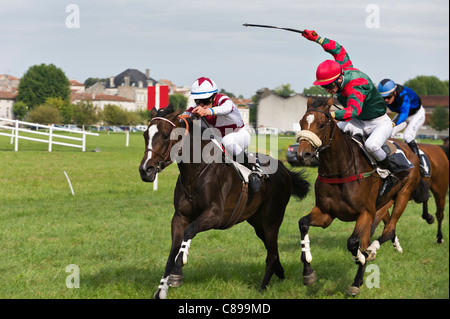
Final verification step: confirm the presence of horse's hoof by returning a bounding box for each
[168,274,183,287]
[303,270,316,286]
[425,215,435,224]
[366,251,377,262]
[154,288,167,299]
[347,286,360,296]
[436,238,444,244]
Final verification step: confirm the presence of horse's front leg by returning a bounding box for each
[298,207,333,286]
[169,207,222,287]
[154,214,188,299]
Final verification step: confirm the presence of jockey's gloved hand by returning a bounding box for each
[302,29,319,41]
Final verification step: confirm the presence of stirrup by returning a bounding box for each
[248,173,262,192]
[378,174,399,197]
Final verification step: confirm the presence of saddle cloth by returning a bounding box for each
[351,135,413,177]
[209,138,260,184]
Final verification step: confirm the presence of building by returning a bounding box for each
[256,89,311,132]
[417,95,449,137]
[103,68,157,110]
[0,91,16,119]
[71,93,135,112]
[70,80,85,93]
[257,88,449,137]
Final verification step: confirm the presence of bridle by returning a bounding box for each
[146,115,189,171]
[297,108,337,156]
[297,108,356,178]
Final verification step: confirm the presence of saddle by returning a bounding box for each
[209,138,267,184]
[351,134,414,177]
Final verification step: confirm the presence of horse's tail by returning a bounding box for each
[288,168,310,200]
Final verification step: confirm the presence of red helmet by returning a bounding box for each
[313,60,343,86]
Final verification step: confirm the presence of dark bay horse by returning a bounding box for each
[139,106,310,299]
[296,97,420,295]
[416,138,449,243]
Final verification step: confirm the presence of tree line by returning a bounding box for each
[11,63,449,129]
[12,63,188,126]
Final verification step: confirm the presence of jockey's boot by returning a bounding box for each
[242,152,265,193]
[378,157,399,198]
[407,140,424,176]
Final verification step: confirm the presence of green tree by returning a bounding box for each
[169,93,188,111]
[26,105,62,124]
[219,88,236,98]
[72,101,99,126]
[12,101,28,120]
[403,76,449,95]
[44,97,73,124]
[302,86,330,96]
[429,105,449,133]
[17,63,71,108]
[275,84,295,97]
[102,104,128,125]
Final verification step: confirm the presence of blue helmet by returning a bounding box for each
[378,79,397,97]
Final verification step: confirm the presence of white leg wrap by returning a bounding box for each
[156,276,169,299]
[352,249,366,265]
[393,236,403,253]
[367,240,380,254]
[175,239,191,265]
[301,234,312,263]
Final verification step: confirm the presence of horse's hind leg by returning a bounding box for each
[298,207,333,286]
[433,192,446,244]
[422,200,435,224]
[347,210,372,295]
[375,192,410,253]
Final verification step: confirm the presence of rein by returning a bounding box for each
[147,115,190,170]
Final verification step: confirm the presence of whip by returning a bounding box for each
[242,23,308,35]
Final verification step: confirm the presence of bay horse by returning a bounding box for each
[139,106,310,299]
[416,137,449,243]
[295,97,420,295]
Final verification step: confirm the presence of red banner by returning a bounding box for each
[147,85,169,110]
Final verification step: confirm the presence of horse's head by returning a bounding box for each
[139,106,183,182]
[296,97,334,165]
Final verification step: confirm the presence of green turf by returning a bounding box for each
[0,132,448,299]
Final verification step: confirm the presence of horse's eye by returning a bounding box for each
[163,133,170,140]
[319,123,326,129]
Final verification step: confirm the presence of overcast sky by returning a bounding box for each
[1,0,449,98]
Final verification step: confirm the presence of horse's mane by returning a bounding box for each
[309,97,331,109]
[155,105,176,117]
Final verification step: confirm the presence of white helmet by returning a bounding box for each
[190,77,218,99]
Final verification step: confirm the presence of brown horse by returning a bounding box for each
[416,137,449,243]
[296,97,420,295]
[139,106,310,299]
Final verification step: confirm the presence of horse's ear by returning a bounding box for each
[150,107,157,118]
[326,97,334,108]
[307,97,313,109]
[173,109,182,117]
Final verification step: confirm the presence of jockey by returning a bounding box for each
[377,79,425,168]
[302,29,403,197]
[184,77,263,192]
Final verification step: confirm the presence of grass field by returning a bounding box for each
[0,132,448,299]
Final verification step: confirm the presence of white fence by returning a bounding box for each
[0,118,99,152]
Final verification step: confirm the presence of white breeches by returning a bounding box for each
[222,127,251,156]
[391,106,425,143]
[337,113,393,162]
